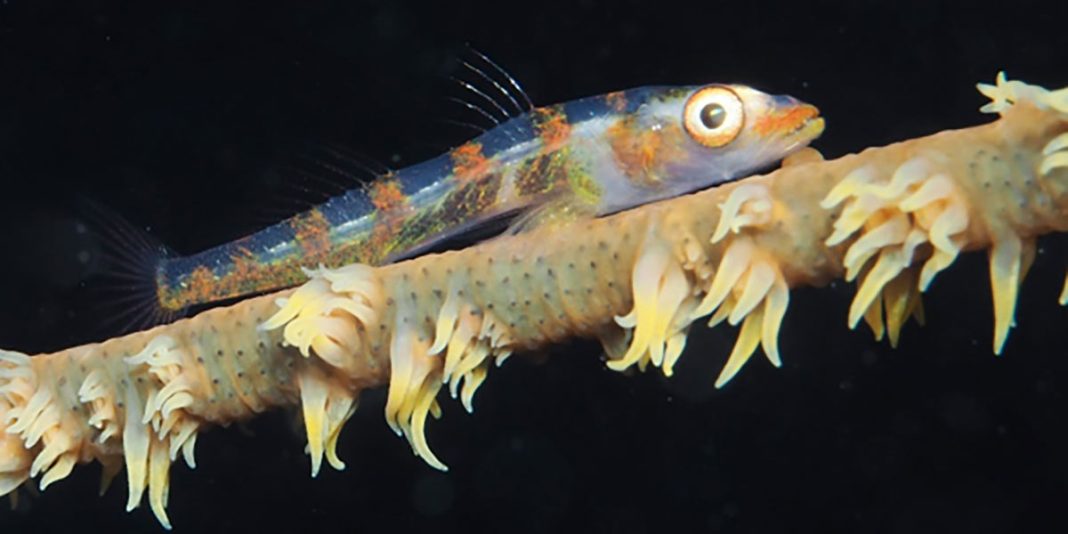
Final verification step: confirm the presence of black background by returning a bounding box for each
[1,1,1068,532]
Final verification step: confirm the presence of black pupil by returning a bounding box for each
[700,103,726,130]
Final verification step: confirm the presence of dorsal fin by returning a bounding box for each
[445,47,535,130]
[253,143,390,229]
[304,143,392,186]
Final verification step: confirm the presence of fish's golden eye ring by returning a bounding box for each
[683,86,745,148]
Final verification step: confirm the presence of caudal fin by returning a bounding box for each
[75,199,184,334]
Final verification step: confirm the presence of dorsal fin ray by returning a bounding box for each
[298,143,391,191]
[446,47,534,131]
[446,94,503,125]
[465,47,534,113]
[455,62,518,119]
[250,143,389,230]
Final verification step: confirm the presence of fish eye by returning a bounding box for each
[683,86,744,148]
[701,103,726,129]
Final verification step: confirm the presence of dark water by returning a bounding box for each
[1,1,1067,532]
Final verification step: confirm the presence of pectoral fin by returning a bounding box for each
[505,198,599,235]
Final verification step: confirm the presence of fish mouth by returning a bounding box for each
[775,104,825,154]
[794,115,825,141]
[753,102,825,143]
[783,104,824,138]
[762,103,824,156]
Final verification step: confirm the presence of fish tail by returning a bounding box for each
[75,199,182,333]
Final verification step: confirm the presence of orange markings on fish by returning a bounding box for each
[605,91,628,112]
[227,247,263,289]
[753,104,820,137]
[369,177,409,212]
[451,142,492,181]
[186,265,217,304]
[534,106,571,150]
[606,119,687,185]
[290,209,333,258]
